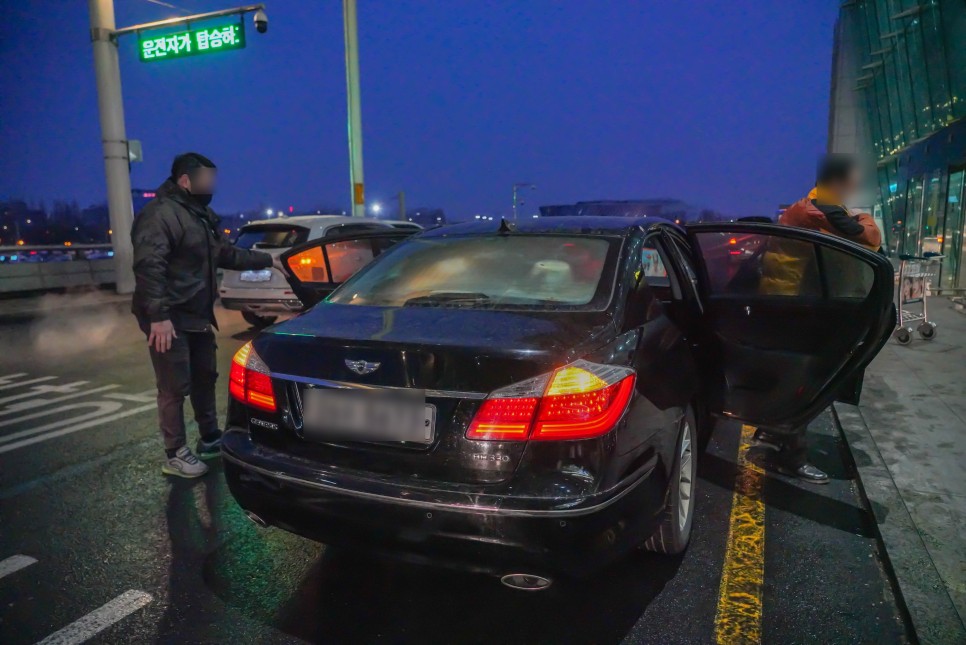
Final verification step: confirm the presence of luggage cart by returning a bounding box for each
[893,252,943,345]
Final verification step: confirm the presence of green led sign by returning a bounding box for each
[139,23,245,62]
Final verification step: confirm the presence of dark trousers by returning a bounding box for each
[757,426,808,469]
[140,323,220,451]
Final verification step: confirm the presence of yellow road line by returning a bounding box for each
[714,424,766,644]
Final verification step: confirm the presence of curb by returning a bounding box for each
[833,403,966,644]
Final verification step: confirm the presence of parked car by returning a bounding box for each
[219,215,421,328]
[221,217,895,586]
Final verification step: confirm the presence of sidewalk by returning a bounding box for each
[836,297,966,643]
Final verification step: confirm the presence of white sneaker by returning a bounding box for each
[162,446,209,478]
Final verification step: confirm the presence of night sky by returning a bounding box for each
[1,1,838,219]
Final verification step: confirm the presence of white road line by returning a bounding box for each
[0,385,120,418]
[35,589,153,645]
[0,403,157,455]
[0,402,124,441]
[103,390,156,403]
[0,373,28,383]
[0,554,37,579]
[0,381,90,406]
[0,376,56,392]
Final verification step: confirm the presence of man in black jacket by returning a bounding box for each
[132,152,274,478]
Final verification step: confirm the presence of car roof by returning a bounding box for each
[240,215,391,229]
[420,216,674,238]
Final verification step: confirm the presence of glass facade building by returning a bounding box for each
[831,0,966,292]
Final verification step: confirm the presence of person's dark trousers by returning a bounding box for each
[756,426,808,469]
[139,320,220,453]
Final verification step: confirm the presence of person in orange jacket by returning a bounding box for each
[755,154,881,484]
[782,153,882,251]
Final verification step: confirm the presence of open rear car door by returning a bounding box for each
[280,230,415,307]
[684,222,896,430]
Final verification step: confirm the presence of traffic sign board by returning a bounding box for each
[138,22,246,62]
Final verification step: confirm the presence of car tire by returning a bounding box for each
[643,406,697,555]
[242,311,278,329]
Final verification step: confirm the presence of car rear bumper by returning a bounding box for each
[222,428,666,577]
[220,296,303,313]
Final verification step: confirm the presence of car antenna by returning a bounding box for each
[498,217,516,235]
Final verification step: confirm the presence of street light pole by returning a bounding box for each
[397,191,406,221]
[88,0,135,294]
[343,0,365,217]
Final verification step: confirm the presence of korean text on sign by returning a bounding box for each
[196,25,240,50]
[141,34,192,60]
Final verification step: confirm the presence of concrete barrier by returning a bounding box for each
[0,257,116,293]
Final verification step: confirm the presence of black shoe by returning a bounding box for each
[776,462,829,485]
[196,433,223,459]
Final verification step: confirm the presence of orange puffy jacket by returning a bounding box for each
[780,198,881,251]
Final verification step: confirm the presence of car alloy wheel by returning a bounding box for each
[643,406,698,555]
[677,420,694,532]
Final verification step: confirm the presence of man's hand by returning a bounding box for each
[148,320,177,353]
[272,256,287,275]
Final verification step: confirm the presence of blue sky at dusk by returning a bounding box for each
[1,1,838,219]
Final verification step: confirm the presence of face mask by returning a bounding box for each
[190,191,213,208]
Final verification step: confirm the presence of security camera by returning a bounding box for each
[253,9,268,34]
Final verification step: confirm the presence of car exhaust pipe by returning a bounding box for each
[500,573,552,591]
[244,510,269,528]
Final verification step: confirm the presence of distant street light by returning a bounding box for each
[266,208,274,216]
[512,183,536,222]
[371,202,382,215]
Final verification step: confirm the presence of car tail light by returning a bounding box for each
[229,342,277,412]
[466,361,635,442]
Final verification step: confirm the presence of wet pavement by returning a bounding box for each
[0,297,912,643]
[836,297,966,643]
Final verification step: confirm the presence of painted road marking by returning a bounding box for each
[714,424,766,645]
[0,385,119,417]
[0,374,157,453]
[34,589,153,645]
[0,403,157,455]
[0,402,126,441]
[0,376,57,392]
[0,381,90,406]
[0,554,37,579]
[104,389,156,403]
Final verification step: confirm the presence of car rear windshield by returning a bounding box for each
[328,235,620,310]
[235,225,309,249]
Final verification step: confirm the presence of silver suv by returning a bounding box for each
[220,215,421,328]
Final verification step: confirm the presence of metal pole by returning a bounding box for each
[512,185,518,222]
[343,0,365,217]
[89,0,135,294]
[397,191,406,221]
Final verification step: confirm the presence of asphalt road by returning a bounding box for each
[0,298,912,644]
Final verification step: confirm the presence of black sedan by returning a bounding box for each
[221,217,894,587]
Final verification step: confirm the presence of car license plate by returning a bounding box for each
[240,269,273,282]
[302,388,435,444]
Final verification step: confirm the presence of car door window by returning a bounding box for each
[326,239,376,283]
[687,223,895,429]
[693,232,873,300]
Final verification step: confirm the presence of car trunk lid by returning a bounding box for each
[251,303,614,484]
